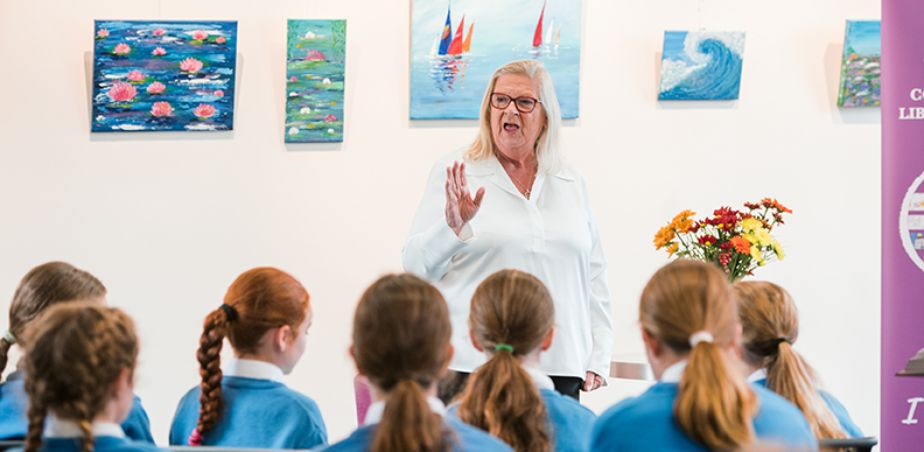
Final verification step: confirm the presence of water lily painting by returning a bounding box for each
[837,20,880,108]
[410,0,581,119]
[91,20,238,132]
[285,19,346,143]
[657,31,745,101]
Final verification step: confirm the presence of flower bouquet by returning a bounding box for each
[653,199,792,281]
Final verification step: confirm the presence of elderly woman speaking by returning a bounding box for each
[403,60,613,402]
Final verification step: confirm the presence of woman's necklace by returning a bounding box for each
[496,152,538,198]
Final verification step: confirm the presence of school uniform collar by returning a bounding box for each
[364,396,446,426]
[224,358,285,383]
[44,415,125,439]
[522,365,556,391]
[660,360,687,383]
[747,368,767,383]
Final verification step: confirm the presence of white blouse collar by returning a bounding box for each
[747,368,768,383]
[364,396,446,426]
[660,360,688,383]
[523,365,556,391]
[44,415,124,439]
[224,358,285,383]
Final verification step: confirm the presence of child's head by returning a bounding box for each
[1,262,106,379]
[734,281,845,439]
[352,273,453,452]
[190,267,311,445]
[21,303,138,452]
[639,259,756,450]
[458,269,554,452]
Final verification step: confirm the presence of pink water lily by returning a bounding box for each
[107,81,137,102]
[213,90,224,97]
[151,101,173,117]
[191,30,209,41]
[152,28,165,37]
[126,70,144,82]
[324,114,337,122]
[113,43,131,56]
[179,57,204,73]
[147,82,166,94]
[152,47,166,56]
[305,50,326,61]
[216,36,227,44]
[96,29,109,39]
[193,103,216,119]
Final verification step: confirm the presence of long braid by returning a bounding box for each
[0,338,12,382]
[190,309,230,445]
[23,396,46,452]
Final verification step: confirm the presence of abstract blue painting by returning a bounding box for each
[410,0,581,119]
[91,20,238,132]
[658,31,745,101]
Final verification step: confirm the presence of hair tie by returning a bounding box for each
[494,343,514,353]
[219,304,239,322]
[2,330,15,344]
[689,331,714,347]
[773,337,791,347]
[187,428,203,446]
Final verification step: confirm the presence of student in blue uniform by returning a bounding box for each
[325,273,511,452]
[19,302,164,452]
[454,269,595,452]
[0,262,154,443]
[591,260,818,452]
[735,281,863,439]
[169,267,326,449]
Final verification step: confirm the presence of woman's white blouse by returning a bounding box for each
[402,150,614,380]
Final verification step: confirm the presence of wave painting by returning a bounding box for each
[658,31,745,101]
[91,20,238,132]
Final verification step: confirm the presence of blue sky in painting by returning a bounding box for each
[845,20,880,56]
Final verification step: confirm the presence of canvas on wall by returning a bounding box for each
[91,20,237,132]
[837,20,881,108]
[658,31,745,101]
[410,0,581,120]
[286,19,346,143]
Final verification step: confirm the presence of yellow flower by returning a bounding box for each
[667,242,679,256]
[750,245,766,266]
[771,239,785,259]
[741,218,763,232]
[753,228,773,247]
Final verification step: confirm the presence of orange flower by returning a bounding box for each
[730,236,751,254]
[762,198,792,214]
[671,209,696,233]
[667,242,679,256]
[653,225,675,249]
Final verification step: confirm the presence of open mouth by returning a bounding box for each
[503,122,520,132]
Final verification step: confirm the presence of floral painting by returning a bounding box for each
[658,31,745,101]
[285,19,346,143]
[91,20,238,132]
[837,20,880,108]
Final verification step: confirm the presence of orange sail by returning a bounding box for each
[532,1,545,47]
[462,22,473,53]
[447,15,465,55]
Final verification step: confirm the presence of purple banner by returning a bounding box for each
[883,0,924,448]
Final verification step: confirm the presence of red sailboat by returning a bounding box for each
[447,15,466,55]
[533,1,545,47]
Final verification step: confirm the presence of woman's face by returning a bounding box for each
[489,73,547,159]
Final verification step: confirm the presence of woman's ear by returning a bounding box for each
[540,326,555,351]
[469,328,483,352]
[641,327,662,358]
[275,325,293,352]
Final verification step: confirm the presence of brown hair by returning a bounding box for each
[1,262,106,381]
[352,273,454,452]
[734,281,846,440]
[190,267,310,445]
[457,269,553,452]
[22,303,138,452]
[640,260,757,450]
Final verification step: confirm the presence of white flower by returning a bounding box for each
[300,107,311,114]
[288,127,299,135]
[322,78,331,85]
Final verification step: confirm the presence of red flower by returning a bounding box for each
[719,252,731,267]
[698,235,718,246]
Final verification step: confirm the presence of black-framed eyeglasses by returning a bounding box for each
[490,92,542,113]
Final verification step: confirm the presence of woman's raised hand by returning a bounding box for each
[444,161,486,237]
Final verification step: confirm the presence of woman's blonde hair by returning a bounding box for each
[640,260,758,450]
[464,60,562,173]
[734,281,846,440]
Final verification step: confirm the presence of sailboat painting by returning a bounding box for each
[658,31,746,101]
[411,0,581,119]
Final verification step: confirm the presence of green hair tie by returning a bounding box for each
[494,343,514,353]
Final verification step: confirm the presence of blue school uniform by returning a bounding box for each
[169,359,327,449]
[325,397,511,452]
[12,418,164,452]
[0,371,154,443]
[754,377,863,438]
[590,362,818,451]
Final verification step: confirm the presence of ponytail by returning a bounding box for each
[0,337,13,381]
[675,340,756,450]
[766,342,846,439]
[190,307,233,445]
[23,398,46,452]
[458,350,551,452]
[373,380,451,452]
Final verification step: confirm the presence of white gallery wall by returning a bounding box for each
[0,0,881,444]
